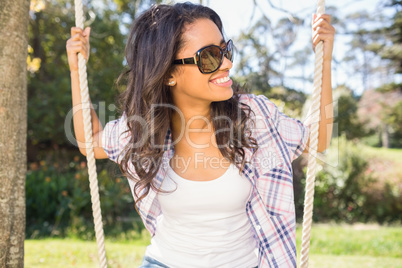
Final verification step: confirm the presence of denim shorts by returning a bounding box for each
[139,256,169,268]
[139,256,258,268]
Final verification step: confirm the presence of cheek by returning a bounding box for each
[178,68,209,88]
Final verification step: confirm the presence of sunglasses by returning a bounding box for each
[173,40,233,74]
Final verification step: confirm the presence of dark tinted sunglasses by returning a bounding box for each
[173,40,233,74]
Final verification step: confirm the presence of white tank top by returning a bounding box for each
[145,163,258,268]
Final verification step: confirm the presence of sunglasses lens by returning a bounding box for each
[226,40,233,62]
[200,46,222,74]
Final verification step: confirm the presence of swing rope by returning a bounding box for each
[74,0,107,267]
[300,0,325,267]
[73,0,325,267]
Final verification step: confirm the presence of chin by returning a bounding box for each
[213,86,234,102]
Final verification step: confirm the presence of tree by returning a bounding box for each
[385,100,402,147]
[288,46,313,90]
[27,0,126,149]
[369,0,402,74]
[0,0,30,267]
[343,10,384,92]
[357,87,402,148]
[27,0,164,155]
[333,86,368,140]
[340,2,401,92]
[272,17,299,86]
[234,16,278,94]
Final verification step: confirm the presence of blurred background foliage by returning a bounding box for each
[26,156,143,239]
[26,0,401,239]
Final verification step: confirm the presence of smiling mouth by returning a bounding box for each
[210,75,232,85]
[214,76,230,84]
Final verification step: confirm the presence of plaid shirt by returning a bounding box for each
[102,93,309,268]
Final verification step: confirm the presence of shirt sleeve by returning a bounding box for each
[255,94,309,161]
[102,113,131,164]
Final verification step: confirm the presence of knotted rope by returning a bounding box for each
[300,0,326,267]
[74,0,107,267]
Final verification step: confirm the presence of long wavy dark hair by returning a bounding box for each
[117,2,259,205]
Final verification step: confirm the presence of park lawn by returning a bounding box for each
[25,238,147,267]
[361,145,402,180]
[362,145,402,163]
[25,224,402,267]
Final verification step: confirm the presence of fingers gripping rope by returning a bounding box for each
[300,1,325,268]
[74,0,107,267]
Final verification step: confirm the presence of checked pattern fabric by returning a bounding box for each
[102,93,309,268]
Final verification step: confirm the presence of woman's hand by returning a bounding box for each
[312,14,335,62]
[66,27,91,72]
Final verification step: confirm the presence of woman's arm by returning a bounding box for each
[305,14,335,153]
[67,27,107,158]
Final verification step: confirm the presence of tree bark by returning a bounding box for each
[0,0,30,267]
[381,123,390,148]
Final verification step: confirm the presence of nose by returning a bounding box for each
[220,55,233,71]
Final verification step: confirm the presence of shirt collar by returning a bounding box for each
[163,127,174,152]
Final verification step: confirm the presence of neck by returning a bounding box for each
[170,96,214,142]
[171,102,212,130]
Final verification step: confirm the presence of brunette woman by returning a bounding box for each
[66,2,335,267]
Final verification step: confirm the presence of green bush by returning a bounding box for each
[309,136,402,223]
[361,178,402,224]
[26,155,143,239]
[312,136,371,222]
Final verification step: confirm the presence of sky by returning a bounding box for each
[173,0,392,95]
[181,0,382,37]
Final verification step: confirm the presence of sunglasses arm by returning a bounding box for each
[174,55,198,65]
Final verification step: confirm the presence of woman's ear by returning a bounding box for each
[165,75,176,87]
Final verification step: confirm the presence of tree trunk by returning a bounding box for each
[381,123,390,148]
[0,0,30,267]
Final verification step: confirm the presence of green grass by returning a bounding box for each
[25,224,402,267]
[297,224,402,258]
[361,145,402,164]
[25,238,147,267]
[360,145,402,182]
[305,255,401,268]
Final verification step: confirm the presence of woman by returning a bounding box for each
[66,2,334,267]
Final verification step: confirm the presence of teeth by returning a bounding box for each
[215,76,230,84]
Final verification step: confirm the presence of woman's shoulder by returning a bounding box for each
[237,93,276,114]
[238,93,255,102]
[238,92,272,102]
